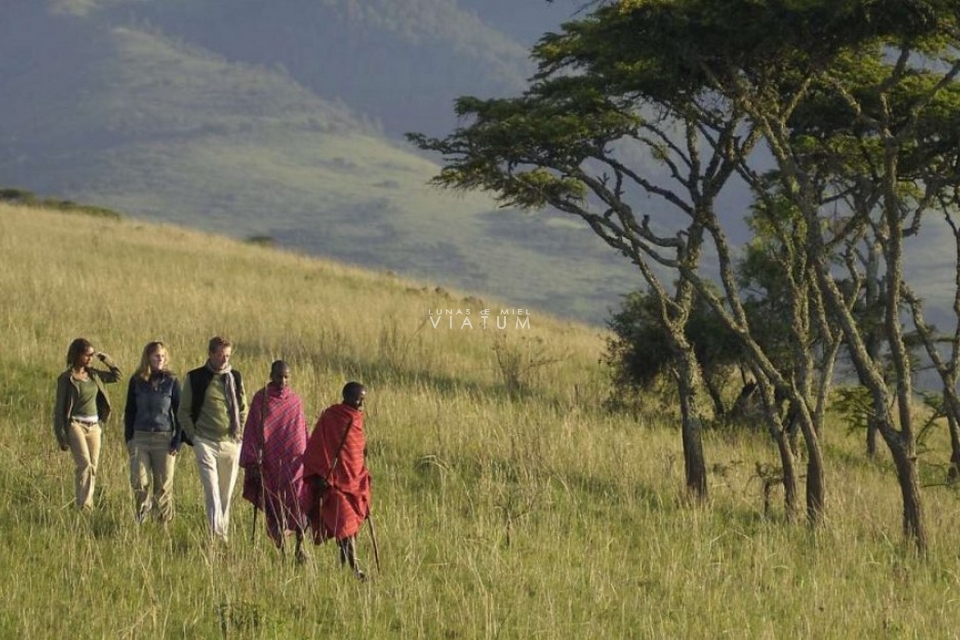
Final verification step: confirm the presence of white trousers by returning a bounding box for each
[193,436,240,539]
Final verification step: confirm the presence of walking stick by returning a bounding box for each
[250,384,269,543]
[250,449,260,543]
[367,510,382,572]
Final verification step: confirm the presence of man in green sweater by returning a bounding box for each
[179,336,247,542]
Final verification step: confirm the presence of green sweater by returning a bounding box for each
[179,369,248,443]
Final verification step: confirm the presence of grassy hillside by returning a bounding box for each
[2,203,960,638]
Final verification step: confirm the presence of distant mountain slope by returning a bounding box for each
[48,0,538,137]
[0,2,639,323]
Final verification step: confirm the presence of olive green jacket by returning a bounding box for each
[53,354,122,447]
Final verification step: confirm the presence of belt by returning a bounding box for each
[71,416,100,424]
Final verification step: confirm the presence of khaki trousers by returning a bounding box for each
[66,419,101,509]
[128,431,178,523]
[193,436,241,540]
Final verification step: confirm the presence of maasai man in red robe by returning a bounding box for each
[303,381,371,579]
[240,361,310,561]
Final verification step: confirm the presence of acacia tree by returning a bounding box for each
[411,0,857,521]
[410,19,767,500]
[737,187,845,458]
[636,0,960,547]
[589,0,960,548]
[774,5,960,550]
[413,106,739,499]
[412,0,960,544]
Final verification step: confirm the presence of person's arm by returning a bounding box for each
[178,372,196,444]
[303,410,329,490]
[343,414,367,481]
[123,378,136,443]
[237,376,248,432]
[53,374,70,450]
[239,391,262,468]
[357,415,368,469]
[169,377,183,453]
[296,396,308,448]
[93,352,122,383]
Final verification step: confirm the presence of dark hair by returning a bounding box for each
[66,338,93,368]
[342,381,365,404]
[208,336,232,354]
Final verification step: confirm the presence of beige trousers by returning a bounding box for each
[66,419,101,509]
[193,436,241,540]
[128,431,178,523]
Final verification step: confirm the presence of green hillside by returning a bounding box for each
[2,203,960,637]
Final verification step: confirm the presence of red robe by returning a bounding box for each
[303,402,371,542]
[240,384,309,545]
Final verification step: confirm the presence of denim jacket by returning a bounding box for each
[123,372,184,451]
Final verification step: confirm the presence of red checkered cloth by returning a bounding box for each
[240,384,309,545]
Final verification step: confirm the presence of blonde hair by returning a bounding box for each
[136,341,170,381]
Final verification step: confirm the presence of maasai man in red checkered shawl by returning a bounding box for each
[303,381,371,579]
[240,361,310,559]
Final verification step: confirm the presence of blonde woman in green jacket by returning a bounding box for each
[54,337,122,510]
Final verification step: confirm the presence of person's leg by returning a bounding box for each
[337,536,365,580]
[214,439,241,540]
[265,494,283,549]
[66,420,95,509]
[86,424,101,505]
[294,529,308,564]
[128,432,151,522]
[150,432,177,523]
[193,437,223,537]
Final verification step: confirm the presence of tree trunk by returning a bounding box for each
[773,432,799,520]
[948,414,960,482]
[940,393,960,482]
[889,442,927,553]
[866,417,879,458]
[704,376,726,421]
[803,432,826,523]
[680,411,707,498]
[677,351,708,499]
[863,239,884,461]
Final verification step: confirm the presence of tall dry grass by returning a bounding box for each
[1,202,960,638]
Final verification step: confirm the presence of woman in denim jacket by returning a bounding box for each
[124,341,184,524]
